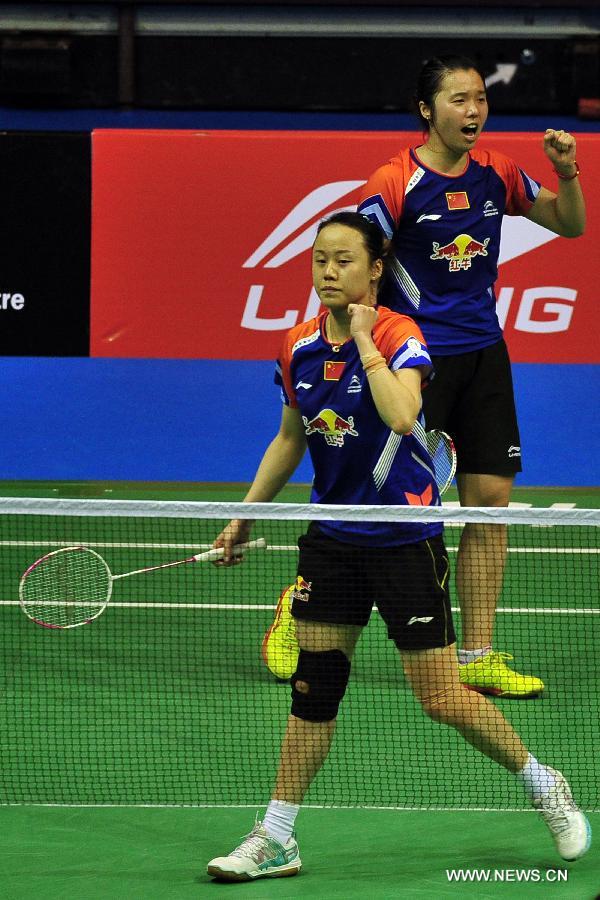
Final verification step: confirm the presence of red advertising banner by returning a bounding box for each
[91,130,599,363]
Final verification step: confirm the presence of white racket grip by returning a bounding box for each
[192,537,267,563]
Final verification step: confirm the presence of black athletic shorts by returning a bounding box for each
[292,525,456,651]
[422,339,522,476]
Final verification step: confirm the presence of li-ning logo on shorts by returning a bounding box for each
[407,616,434,625]
[508,445,521,458]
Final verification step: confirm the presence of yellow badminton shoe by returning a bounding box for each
[262,584,300,680]
[459,652,544,698]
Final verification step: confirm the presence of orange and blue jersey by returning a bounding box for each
[357,147,541,355]
[275,306,443,546]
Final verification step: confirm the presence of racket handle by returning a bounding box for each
[192,537,267,563]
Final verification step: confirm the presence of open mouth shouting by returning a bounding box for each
[461,123,479,141]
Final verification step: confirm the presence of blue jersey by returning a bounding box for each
[275,306,443,546]
[358,147,540,355]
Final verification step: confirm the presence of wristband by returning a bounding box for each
[362,353,385,371]
[360,351,382,365]
[554,162,580,181]
[365,361,388,377]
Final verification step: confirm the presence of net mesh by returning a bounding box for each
[1,498,598,810]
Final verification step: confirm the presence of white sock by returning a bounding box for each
[263,800,300,845]
[458,646,492,665]
[516,753,558,800]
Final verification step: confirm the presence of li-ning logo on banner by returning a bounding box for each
[240,180,365,331]
[240,182,577,334]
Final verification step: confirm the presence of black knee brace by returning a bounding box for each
[291,649,351,722]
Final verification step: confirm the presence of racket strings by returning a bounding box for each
[20,547,112,628]
[427,432,456,494]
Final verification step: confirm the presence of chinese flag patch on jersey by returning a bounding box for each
[446,191,470,210]
[324,360,346,381]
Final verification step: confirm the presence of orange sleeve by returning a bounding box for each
[277,332,297,408]
[277,317,323,409]
[357,151,413,234]
[374,309,428,362]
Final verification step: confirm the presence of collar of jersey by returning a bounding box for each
[410,146,471,179]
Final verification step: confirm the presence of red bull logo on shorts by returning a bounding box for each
[430,233,490,272]
[292,576,312,602]
[302,408,358,447]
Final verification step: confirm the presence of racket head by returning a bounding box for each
[19,546,113,629]
[426,429,457,496]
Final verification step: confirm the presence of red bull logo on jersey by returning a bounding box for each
[302,408,358,447]
[430,233,490,272]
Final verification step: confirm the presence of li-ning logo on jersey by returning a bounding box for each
[430,233,490,272]
[302,408,358,447]
[483,199,499,217]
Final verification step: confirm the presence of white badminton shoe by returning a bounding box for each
[534,769,591,861]
[207,820,301,881]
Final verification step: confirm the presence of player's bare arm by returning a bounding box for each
[245,405,307,503]
[526,130,585,238]
[348,303,422,433]
[214,406,306,564]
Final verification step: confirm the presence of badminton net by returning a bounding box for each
[0,497,598,811]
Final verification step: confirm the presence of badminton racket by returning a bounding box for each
[426,429,457,496]
[19,538,267,629]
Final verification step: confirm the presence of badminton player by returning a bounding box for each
[206,212,590,882]
[357,54,586,698]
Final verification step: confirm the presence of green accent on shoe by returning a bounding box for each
[207,821,302,882]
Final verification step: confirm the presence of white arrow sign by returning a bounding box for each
[485,64,518,89]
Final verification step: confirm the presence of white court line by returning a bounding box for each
[1,600,598,614]
[0,540,216,549]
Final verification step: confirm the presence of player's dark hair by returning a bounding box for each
[414,54,486,133]
[315,211,385,265]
